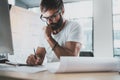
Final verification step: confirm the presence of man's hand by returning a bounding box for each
[26,54,42,66]
[43,26,53,40]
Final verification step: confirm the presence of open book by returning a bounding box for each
[47,57,120,73]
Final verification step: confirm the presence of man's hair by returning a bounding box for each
[40,0,64,12]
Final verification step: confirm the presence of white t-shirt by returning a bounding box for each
[39,20,83,62]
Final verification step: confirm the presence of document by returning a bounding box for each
[0,63,47,73]
[6,65,47,73]
[47,57,120,73]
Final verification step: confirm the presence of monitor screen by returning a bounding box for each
[0,0,13,55]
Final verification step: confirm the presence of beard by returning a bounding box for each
[47,15,63,30]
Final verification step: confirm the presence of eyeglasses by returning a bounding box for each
[40,10,61,22]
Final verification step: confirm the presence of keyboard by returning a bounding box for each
[0,58,9,63]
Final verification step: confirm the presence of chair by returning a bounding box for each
[80,51,94,57]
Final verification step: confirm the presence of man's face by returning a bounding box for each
[40,9,63,30]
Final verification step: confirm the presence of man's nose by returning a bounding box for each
[47,19,53,24]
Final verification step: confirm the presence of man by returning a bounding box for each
[26,0,82,65]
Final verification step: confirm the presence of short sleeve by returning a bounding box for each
[67,22,83,44]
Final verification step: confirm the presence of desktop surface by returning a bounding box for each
[0,70,120,80]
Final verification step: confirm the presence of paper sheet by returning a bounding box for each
[0,64,47,73]
[47,57,120,73]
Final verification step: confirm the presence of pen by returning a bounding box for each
[5,61,17,66]
[34,48,37,59]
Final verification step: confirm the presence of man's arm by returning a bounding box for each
[47,37,81,59]
[36,47,46,64]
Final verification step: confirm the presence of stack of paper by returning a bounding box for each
[47,57,120,73]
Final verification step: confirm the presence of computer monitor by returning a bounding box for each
[0,0,13,55]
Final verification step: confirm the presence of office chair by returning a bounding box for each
[80,51,94,57]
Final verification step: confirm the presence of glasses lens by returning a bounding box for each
[40,15,47,22]
[40,10,61,22]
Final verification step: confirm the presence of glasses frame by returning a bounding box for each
[40,10,61,22]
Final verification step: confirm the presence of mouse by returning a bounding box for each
[0,58,9,63]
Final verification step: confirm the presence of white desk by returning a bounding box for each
[0,70,120,80]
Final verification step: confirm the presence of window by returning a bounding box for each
[113,0,120,58]
[64,1,93,52]
[9,6,45,63]
[9,1,93,62]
